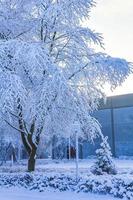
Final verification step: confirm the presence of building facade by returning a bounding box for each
[82,93,133,158]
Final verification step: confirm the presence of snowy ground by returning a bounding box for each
[0,188,119,200]
[0,158,133,174]
[35,158,133,174]
[0,159,132,200]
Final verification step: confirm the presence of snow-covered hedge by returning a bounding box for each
[78,175,133,199]
[0,173,132,199]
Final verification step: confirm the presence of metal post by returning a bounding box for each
[73,121,80,181]
[76,130,79,181]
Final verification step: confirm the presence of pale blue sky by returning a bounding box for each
[89,0,133,96]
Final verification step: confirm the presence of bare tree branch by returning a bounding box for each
[4,118,26,134]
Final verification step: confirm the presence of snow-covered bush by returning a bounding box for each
[79,175,133,199]
[90,136,117,175]
[0,173,132,199]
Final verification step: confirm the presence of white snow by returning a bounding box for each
[0,158,133,174]
[0,159,132,199]
[31,158,133,174]
[0,188,118,200]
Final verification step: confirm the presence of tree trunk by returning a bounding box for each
[17,99,40,172]
[28,148,37,172]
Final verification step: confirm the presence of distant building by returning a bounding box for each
[82,93,133,158]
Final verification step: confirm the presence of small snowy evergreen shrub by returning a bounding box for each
[90,136,117,175]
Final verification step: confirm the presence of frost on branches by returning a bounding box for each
[0,0,132,171]
[0,40,101,171]
[90,136,117,175]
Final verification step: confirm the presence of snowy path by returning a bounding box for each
[0,188,118,200]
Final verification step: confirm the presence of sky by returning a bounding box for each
[89,0,133,96]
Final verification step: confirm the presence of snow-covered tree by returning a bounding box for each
[0,40,80,171]
[0,0,39,40]
[0,0,132,171]
[0,39,103,171]
[33,0,132,138]
[90,136,117,175]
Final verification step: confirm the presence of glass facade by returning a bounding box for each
[114,107,133,156]
[82,109,113,158]
[94,109,113,149]
[82,106,133,157]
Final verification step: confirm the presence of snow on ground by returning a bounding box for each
[0,188,119,200]
[23,158,133,172]
[0,158,133,174]
[0,159,132,199]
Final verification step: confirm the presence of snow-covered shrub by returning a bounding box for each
[79,175,133,199]
[90,136,117,175]
[0,173,132,199]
